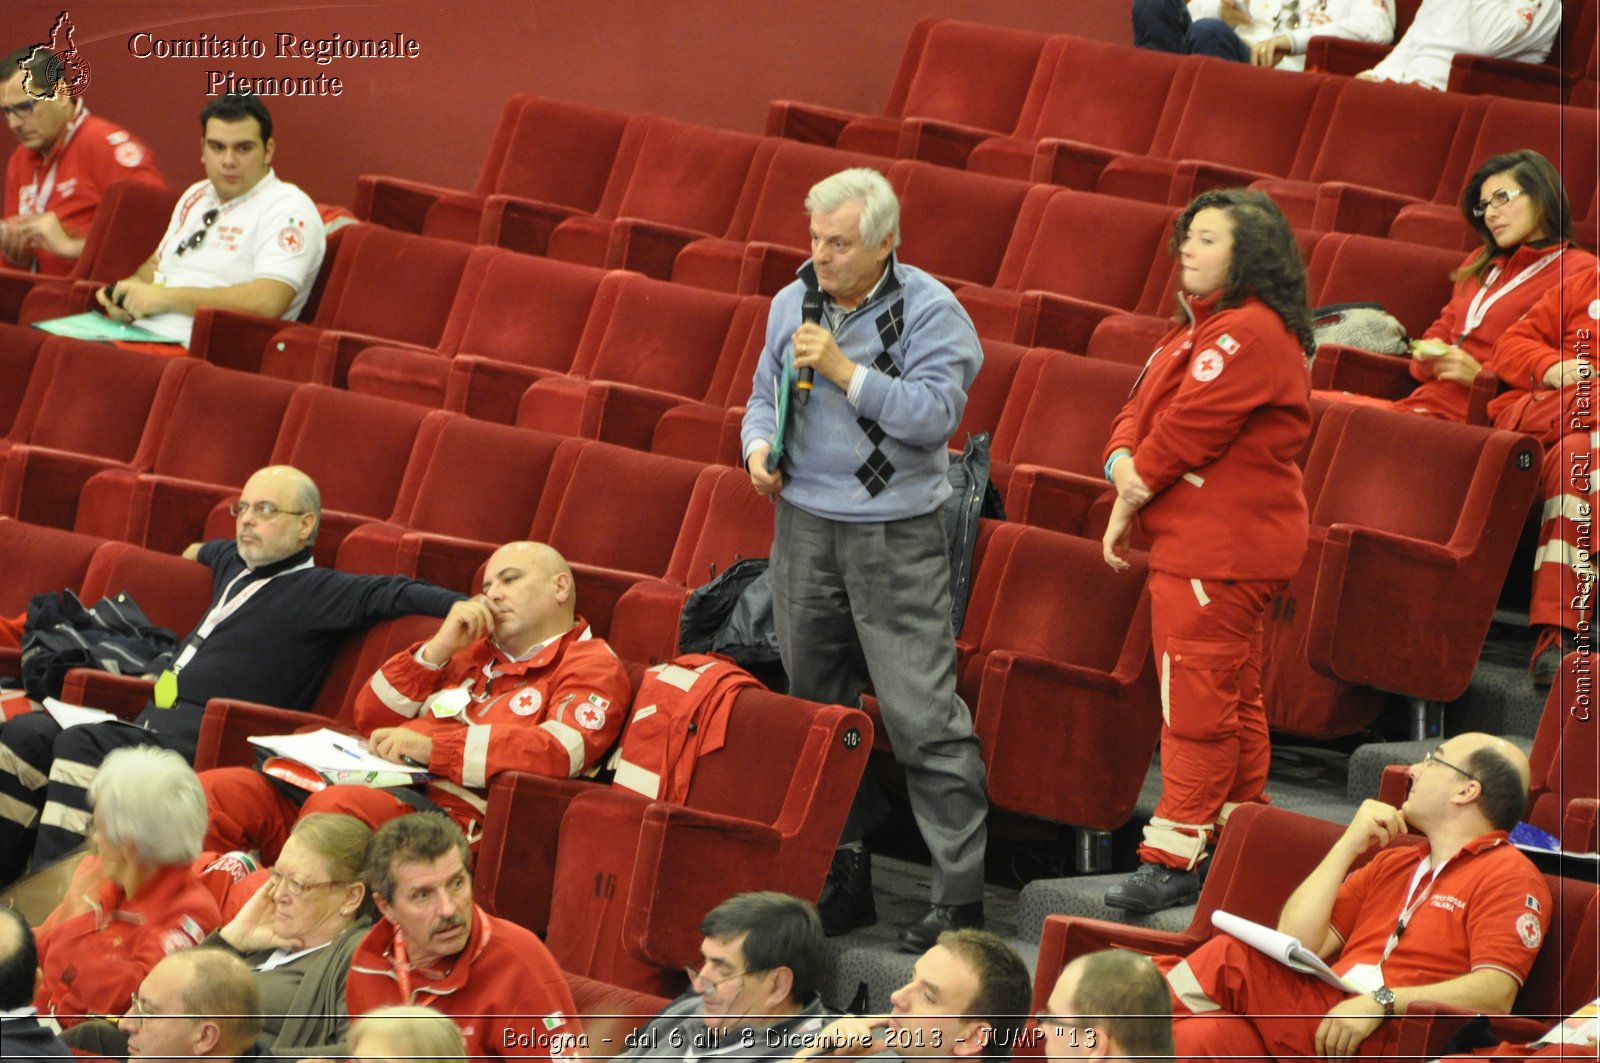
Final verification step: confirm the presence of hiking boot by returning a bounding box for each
[1103,861,1201,914]
[1530,627,1577,689]
[817,846,876,935]
[897,900,984,953]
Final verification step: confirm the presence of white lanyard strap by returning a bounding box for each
[24,103,86,216]
[172,559,313,674]
[1461,249,1565,341]
[1379,854,1449,966]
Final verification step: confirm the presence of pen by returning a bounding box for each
[328,739,367,761]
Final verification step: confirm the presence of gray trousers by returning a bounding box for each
[771,499,988,904]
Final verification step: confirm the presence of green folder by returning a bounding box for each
[33,311,179,343]
[764,355,793,473]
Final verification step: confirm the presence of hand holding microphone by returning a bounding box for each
[796,289,826,405]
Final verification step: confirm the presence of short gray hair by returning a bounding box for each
[805,167,900,250]
[90,746,207,866]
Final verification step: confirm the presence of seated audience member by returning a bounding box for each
[345,812,582,1060]
[1162,733,1548,1061]
[1132,0,1394,69]
[1040,949,1175,1061]
[119,948,265,1063]
[0,464,461,888]
[93,92,325,345]
[618,892,831,1062]
[349,1005,468,1063]
[2,45,164,275]
[201,540,630,860]
[33,746,219,1030]
[1317,150,1597,682]
[1361,0,1562,90]
[1489,265,1600,680]
[797,929,1032,1061]
[0,906,71,1062]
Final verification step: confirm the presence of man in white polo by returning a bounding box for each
[95,92,324,345]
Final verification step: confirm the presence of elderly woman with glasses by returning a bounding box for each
[34,746,220,1030]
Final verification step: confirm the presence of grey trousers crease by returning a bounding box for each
[770,498,989,904]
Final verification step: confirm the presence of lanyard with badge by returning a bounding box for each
[20,104,85,217]
[1458,249,1565,342]
[1342,854,1450,993]
[151,559,313,709]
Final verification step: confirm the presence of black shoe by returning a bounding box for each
[818,847,876,936]
[1103,862,1201,914]
[1530,627,1577,689]
[897,900,984,953]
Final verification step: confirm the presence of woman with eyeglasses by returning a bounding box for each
[1386,150,1596,425]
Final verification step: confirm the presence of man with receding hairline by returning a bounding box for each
[0,463,461,887]
[1041,949,1174,1061]
[199,539,630,857]
[1163,732,1549,1061]
[119,949,264,1063]
[0,906,72,1062]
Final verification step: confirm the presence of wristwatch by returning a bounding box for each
[1373,986,1396,1017]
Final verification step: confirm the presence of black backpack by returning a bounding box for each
[19,589,180,701]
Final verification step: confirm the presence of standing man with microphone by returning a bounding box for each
[741,167,989,952]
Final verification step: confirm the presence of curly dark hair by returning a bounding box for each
[1171,188,1314,358]
[1455,149,1573,284]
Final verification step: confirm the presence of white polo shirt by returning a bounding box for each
[141,170,326,344]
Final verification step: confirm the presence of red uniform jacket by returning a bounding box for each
[353,619,630,823]
[1400,242,1597,422]
[1487,263,1600,436]
[33,859,219,1026]
[346,905,583,1061]
[1106,291,1311,581]
[4,109,164,276]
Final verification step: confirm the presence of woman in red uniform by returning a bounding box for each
[1101,188,1313,913]
[1389,149,1595,424]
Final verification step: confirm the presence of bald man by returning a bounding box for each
[1041,949,1173,1061]
[0,465,461,887]
[201,541,631,857]
[1164,733,1550,1062]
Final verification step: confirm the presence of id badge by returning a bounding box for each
[153,669,179,709]
[1343,963,1384,993]
[429,686,470,719]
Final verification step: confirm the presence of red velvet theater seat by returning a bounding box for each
[476,681,871,993]
[885,160,1051,291]
[671,139,887,295]
[354,95,629,245]
[990,353,1140,537]
[0,339,177,530]
[966,35,1184,182]
[336,418,569,591]
[5,179,177,326]
[964,526,1157,832]
[515,274,754,450]
[544,116,773,278]
[1260,404,1541,738]
[74,363,300,554]
[0,323,50,438]
[956,189,1178,351]
[767,18,1048,161]
[1251,78,1485,236]
[186,225,481,384]
[348,251,612,422]
[604,464,777,665]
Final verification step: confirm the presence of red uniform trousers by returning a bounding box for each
[1163,936,1402,1062]
[202,766,420,864]
[1140,572,1282,869]
[1531,428,1595,634]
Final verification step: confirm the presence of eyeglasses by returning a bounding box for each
[267,867,347,897]
[174,208,220,256]
[1424,749,1479,782]
[684,964,765,993]
[229,500,306,520]
[0,99,37,120]
[1472,188,1526,218]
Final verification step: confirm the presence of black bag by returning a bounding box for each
[678,556,781,666]
[19,590,179,701]
[945,431,1004,637]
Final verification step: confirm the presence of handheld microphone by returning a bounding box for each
[797,290,825,405]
